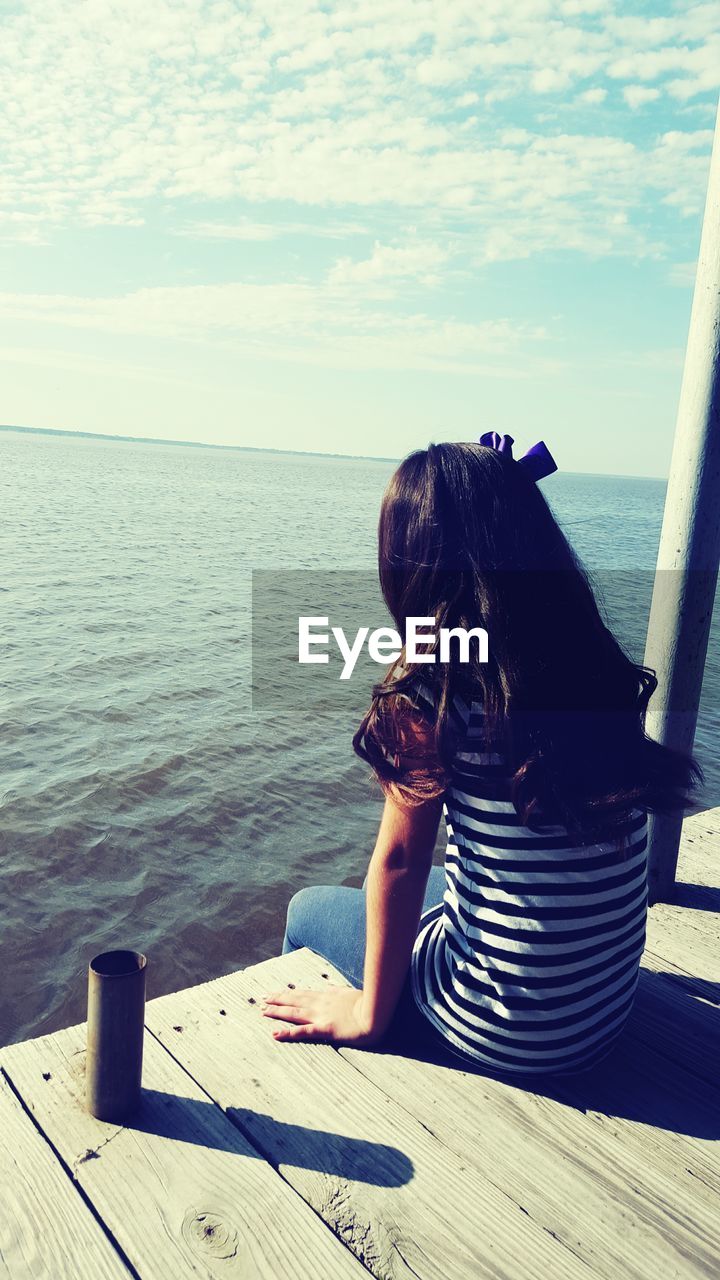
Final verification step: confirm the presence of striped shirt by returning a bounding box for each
[409,689,649,1075]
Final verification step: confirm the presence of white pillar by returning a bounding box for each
[643,98,720,903]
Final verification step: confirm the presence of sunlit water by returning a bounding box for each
[1,430,718,1044]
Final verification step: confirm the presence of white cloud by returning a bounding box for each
[173,217,368,241]
[623,85,661,108]
[329,241,450,286]
[174,221,279,242]
[607,35,720,99]
[417,56,466,87]
[0,278,550,375]
[668,260,697,287]
[531,68,573,94]
[0,0,716,260]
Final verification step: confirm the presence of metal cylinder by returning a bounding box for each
[86,949,147,1122]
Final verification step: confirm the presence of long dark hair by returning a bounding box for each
[353,442,700,830]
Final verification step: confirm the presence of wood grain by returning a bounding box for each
[146,955,593,1280]
[274,946,720,1280]
[0,1073,128,1280]
[645,900,719,980]
[1,1023,366,1280]
[642,948,719,1005]
[675,807,720,894]
[644,808,720,980]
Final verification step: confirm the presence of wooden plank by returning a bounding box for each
[642,948,719,1006]
[636,805,720,983]
[275,948,720,1280]
[146,954,594,1280]
[624,964,720,1086]
[550,998,720,1195]
[0,1073,129,1280]
[677,808,720,889]
[0,1022,367,1280]
[646,900,719,980]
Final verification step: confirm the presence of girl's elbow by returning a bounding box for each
[372,841,433,879]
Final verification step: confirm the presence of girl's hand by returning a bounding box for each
[261,986,383,1046]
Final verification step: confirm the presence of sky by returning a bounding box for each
[0,0,718,477]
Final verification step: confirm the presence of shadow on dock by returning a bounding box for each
[670,882,720,911]
[126,1090,414,1186]
[384,965,719,1142]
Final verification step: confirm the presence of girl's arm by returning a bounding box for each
[361,791,443,1035]
[261,790,443,1045]
[262,698,444,1045]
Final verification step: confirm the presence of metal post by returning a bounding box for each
[643,97,720,904]
[86,950,147,1121]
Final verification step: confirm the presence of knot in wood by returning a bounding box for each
[182,1207,239,1260]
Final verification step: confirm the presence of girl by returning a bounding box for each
[263,440,699,1075]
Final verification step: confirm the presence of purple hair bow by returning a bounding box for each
[478,431,557,483]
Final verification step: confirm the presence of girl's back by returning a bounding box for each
[411,690,649,1074]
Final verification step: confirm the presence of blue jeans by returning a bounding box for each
[282,865,447,1051]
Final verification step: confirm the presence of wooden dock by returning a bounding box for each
[1,808,718,1280]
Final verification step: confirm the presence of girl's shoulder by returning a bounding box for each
[401,676,481,741]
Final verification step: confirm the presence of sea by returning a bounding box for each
[1,428,718,1046]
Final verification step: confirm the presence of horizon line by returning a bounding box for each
[0,423,667,482]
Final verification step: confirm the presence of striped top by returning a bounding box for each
[409,689,649,1075]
